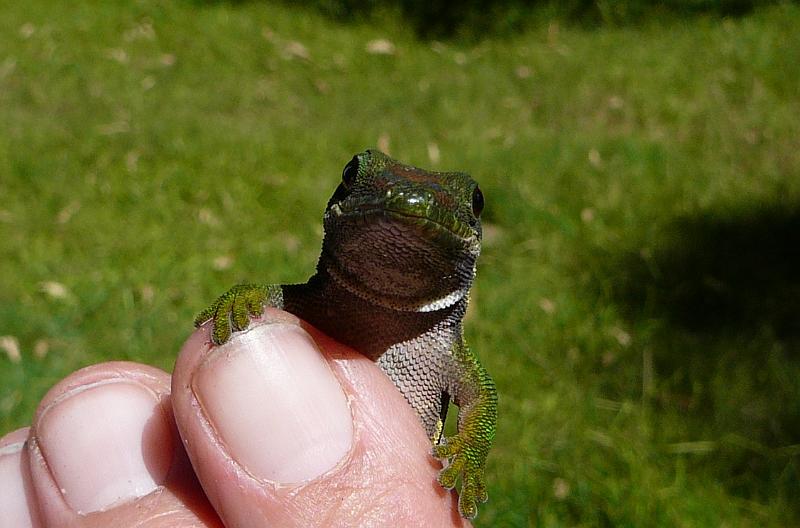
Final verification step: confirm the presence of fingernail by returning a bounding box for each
[36,381,173,514]
[0,430,40,528]
[193,322,353,484]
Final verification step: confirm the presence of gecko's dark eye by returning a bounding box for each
[471,185,484,217]
[342,156,359,187]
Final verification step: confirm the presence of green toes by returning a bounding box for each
[434,434,489,519]
[194,283,274,345]
[458,490,478,520]
[474,473,488,503]
[231,297,250,331]
[437,455,464,489]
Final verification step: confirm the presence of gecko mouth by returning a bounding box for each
[328,202,479,248]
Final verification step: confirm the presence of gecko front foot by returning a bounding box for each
[434,433,489,519]
[194,283,274,344]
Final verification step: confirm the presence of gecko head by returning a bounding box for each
[321,149,483,312]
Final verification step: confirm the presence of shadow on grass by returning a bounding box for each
[619,206,800,340]
[591,204,800,505]
[186,0,771,38]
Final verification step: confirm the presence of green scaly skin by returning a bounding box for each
[195,150,497,519]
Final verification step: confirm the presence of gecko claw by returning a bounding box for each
[193,305,215,328]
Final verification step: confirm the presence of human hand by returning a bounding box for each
[0,309,469,527]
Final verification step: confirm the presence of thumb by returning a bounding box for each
[171,309,469,527]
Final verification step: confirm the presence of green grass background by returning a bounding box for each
[2,1,799,525]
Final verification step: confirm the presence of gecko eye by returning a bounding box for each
[342,156,359,187]
[471,185,484,217]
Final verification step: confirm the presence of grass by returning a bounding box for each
[2,1,800,525]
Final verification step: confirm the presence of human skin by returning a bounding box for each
[0,309,470,528]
